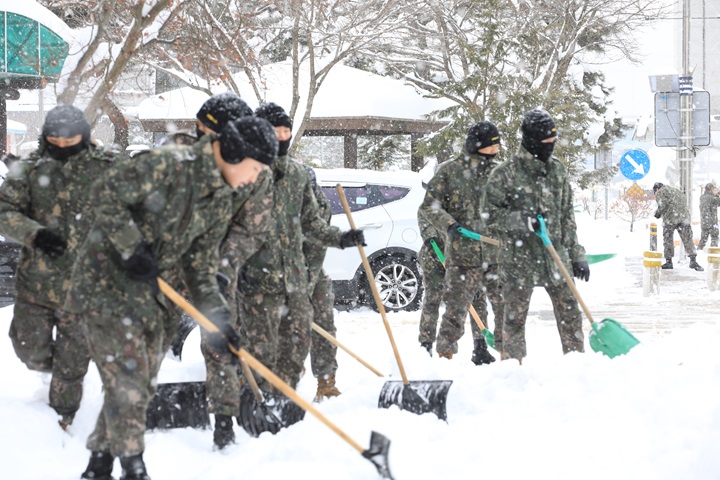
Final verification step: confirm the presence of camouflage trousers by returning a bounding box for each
[501,281,584,361]
[9,298,90,418]
[417,247,445,345]
[236,285,284,392]
[436,264,504,355]
[81,294,170,457]
[663,220,697,258]
[698,223,719,249]
[309,271,338,378]
[201,286,242,417]
[276,289,314,389]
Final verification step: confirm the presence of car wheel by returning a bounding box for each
[366,254,423,312]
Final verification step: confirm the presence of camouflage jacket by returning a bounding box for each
[418,152,498,267]
[481,147,585,288]
[302,167,332,289]
[217,160,274,285]
[655,185,690,225]
[241,154,342,295]
[699,190,720,227]
[64,134,234,319]
[0,140,116,307]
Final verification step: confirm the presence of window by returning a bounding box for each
[322,184,410,215]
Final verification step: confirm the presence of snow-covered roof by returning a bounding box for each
[0,0,74,43]
[136,61,454,123]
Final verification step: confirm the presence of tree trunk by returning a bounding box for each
[103,97,129,150]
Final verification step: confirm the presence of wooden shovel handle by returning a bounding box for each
[156,277,366,454]
[544,244,595,324]
[336,185,409,385]
[312,322,384,377]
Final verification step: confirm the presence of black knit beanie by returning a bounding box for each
[196,93,253,133]
[218,116,278,166]
[42,105,91,142]
[254,102,292,129]
[465,121,500,154]
[521,109,557,142]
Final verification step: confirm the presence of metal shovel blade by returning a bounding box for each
[378,380,453,421]
[237,386,306,437]
[482,329,496,349]
[145,381,210,430]
[589,319,640,358]
[361,431,395,480]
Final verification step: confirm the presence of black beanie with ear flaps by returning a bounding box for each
[218,116,279,166]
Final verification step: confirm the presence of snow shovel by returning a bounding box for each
[429,239,495,350]
[337,185,452,421]
[312,322,384,377]
[532,215,639,358]
[157,278,303,435]
[586,253,617,264]
[157,278,395,479]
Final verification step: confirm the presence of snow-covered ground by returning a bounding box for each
[2,214,720,480]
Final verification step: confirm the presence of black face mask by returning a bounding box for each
[45,141,86,161]
[522,137,555,162]
[278,138,291,157]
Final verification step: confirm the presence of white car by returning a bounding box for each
[314,168,425,312]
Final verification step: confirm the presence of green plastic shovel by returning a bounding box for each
[429,239,496,350]
[533,215,639,358]
[586,253,617,264]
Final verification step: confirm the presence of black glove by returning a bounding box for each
[121,240,159,282]
[33,229,67,258]
[205,308,241,357]
[447,222,462,238]
[339,229,366,249]
[654,210,661,219]
[572,260,590,282]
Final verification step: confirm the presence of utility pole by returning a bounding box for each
[678,0,694,216]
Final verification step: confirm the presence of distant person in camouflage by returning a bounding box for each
[418,121,503,365]
[652,182,703,271]
[416,206,447,356]
[241,102,363,391]
[0,105,116,429]
[697,182,720,250]
[302,164,342,402]
[65,116,275,480]
[193,94,275,449]
[481,109,588,363]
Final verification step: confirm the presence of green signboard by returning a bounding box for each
[0,11,69,82]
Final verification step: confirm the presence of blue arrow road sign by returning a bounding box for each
[619,149,650,181]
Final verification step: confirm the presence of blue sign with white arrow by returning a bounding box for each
[619,149,650,181]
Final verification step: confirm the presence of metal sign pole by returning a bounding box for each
[679,0,694,219]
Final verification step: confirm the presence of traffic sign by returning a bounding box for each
[619,149,650,181]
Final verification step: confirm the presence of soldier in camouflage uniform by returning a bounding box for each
[302,165,342,402]
[697,183,720,250]
[481,109,588,363]
[418,122,503,364]
[238,103,363,391]
[652,182,703,271]
[0,105,116,429]
[191,94,275,449]
[66,116,275,480]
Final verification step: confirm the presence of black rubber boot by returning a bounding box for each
[119,453,150,480]
[661,258,673,269]
[81,451,115,480]
[689,255,704,271]
[471,338,496,366]
[213,414,236,449]
[420,342,433,357]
